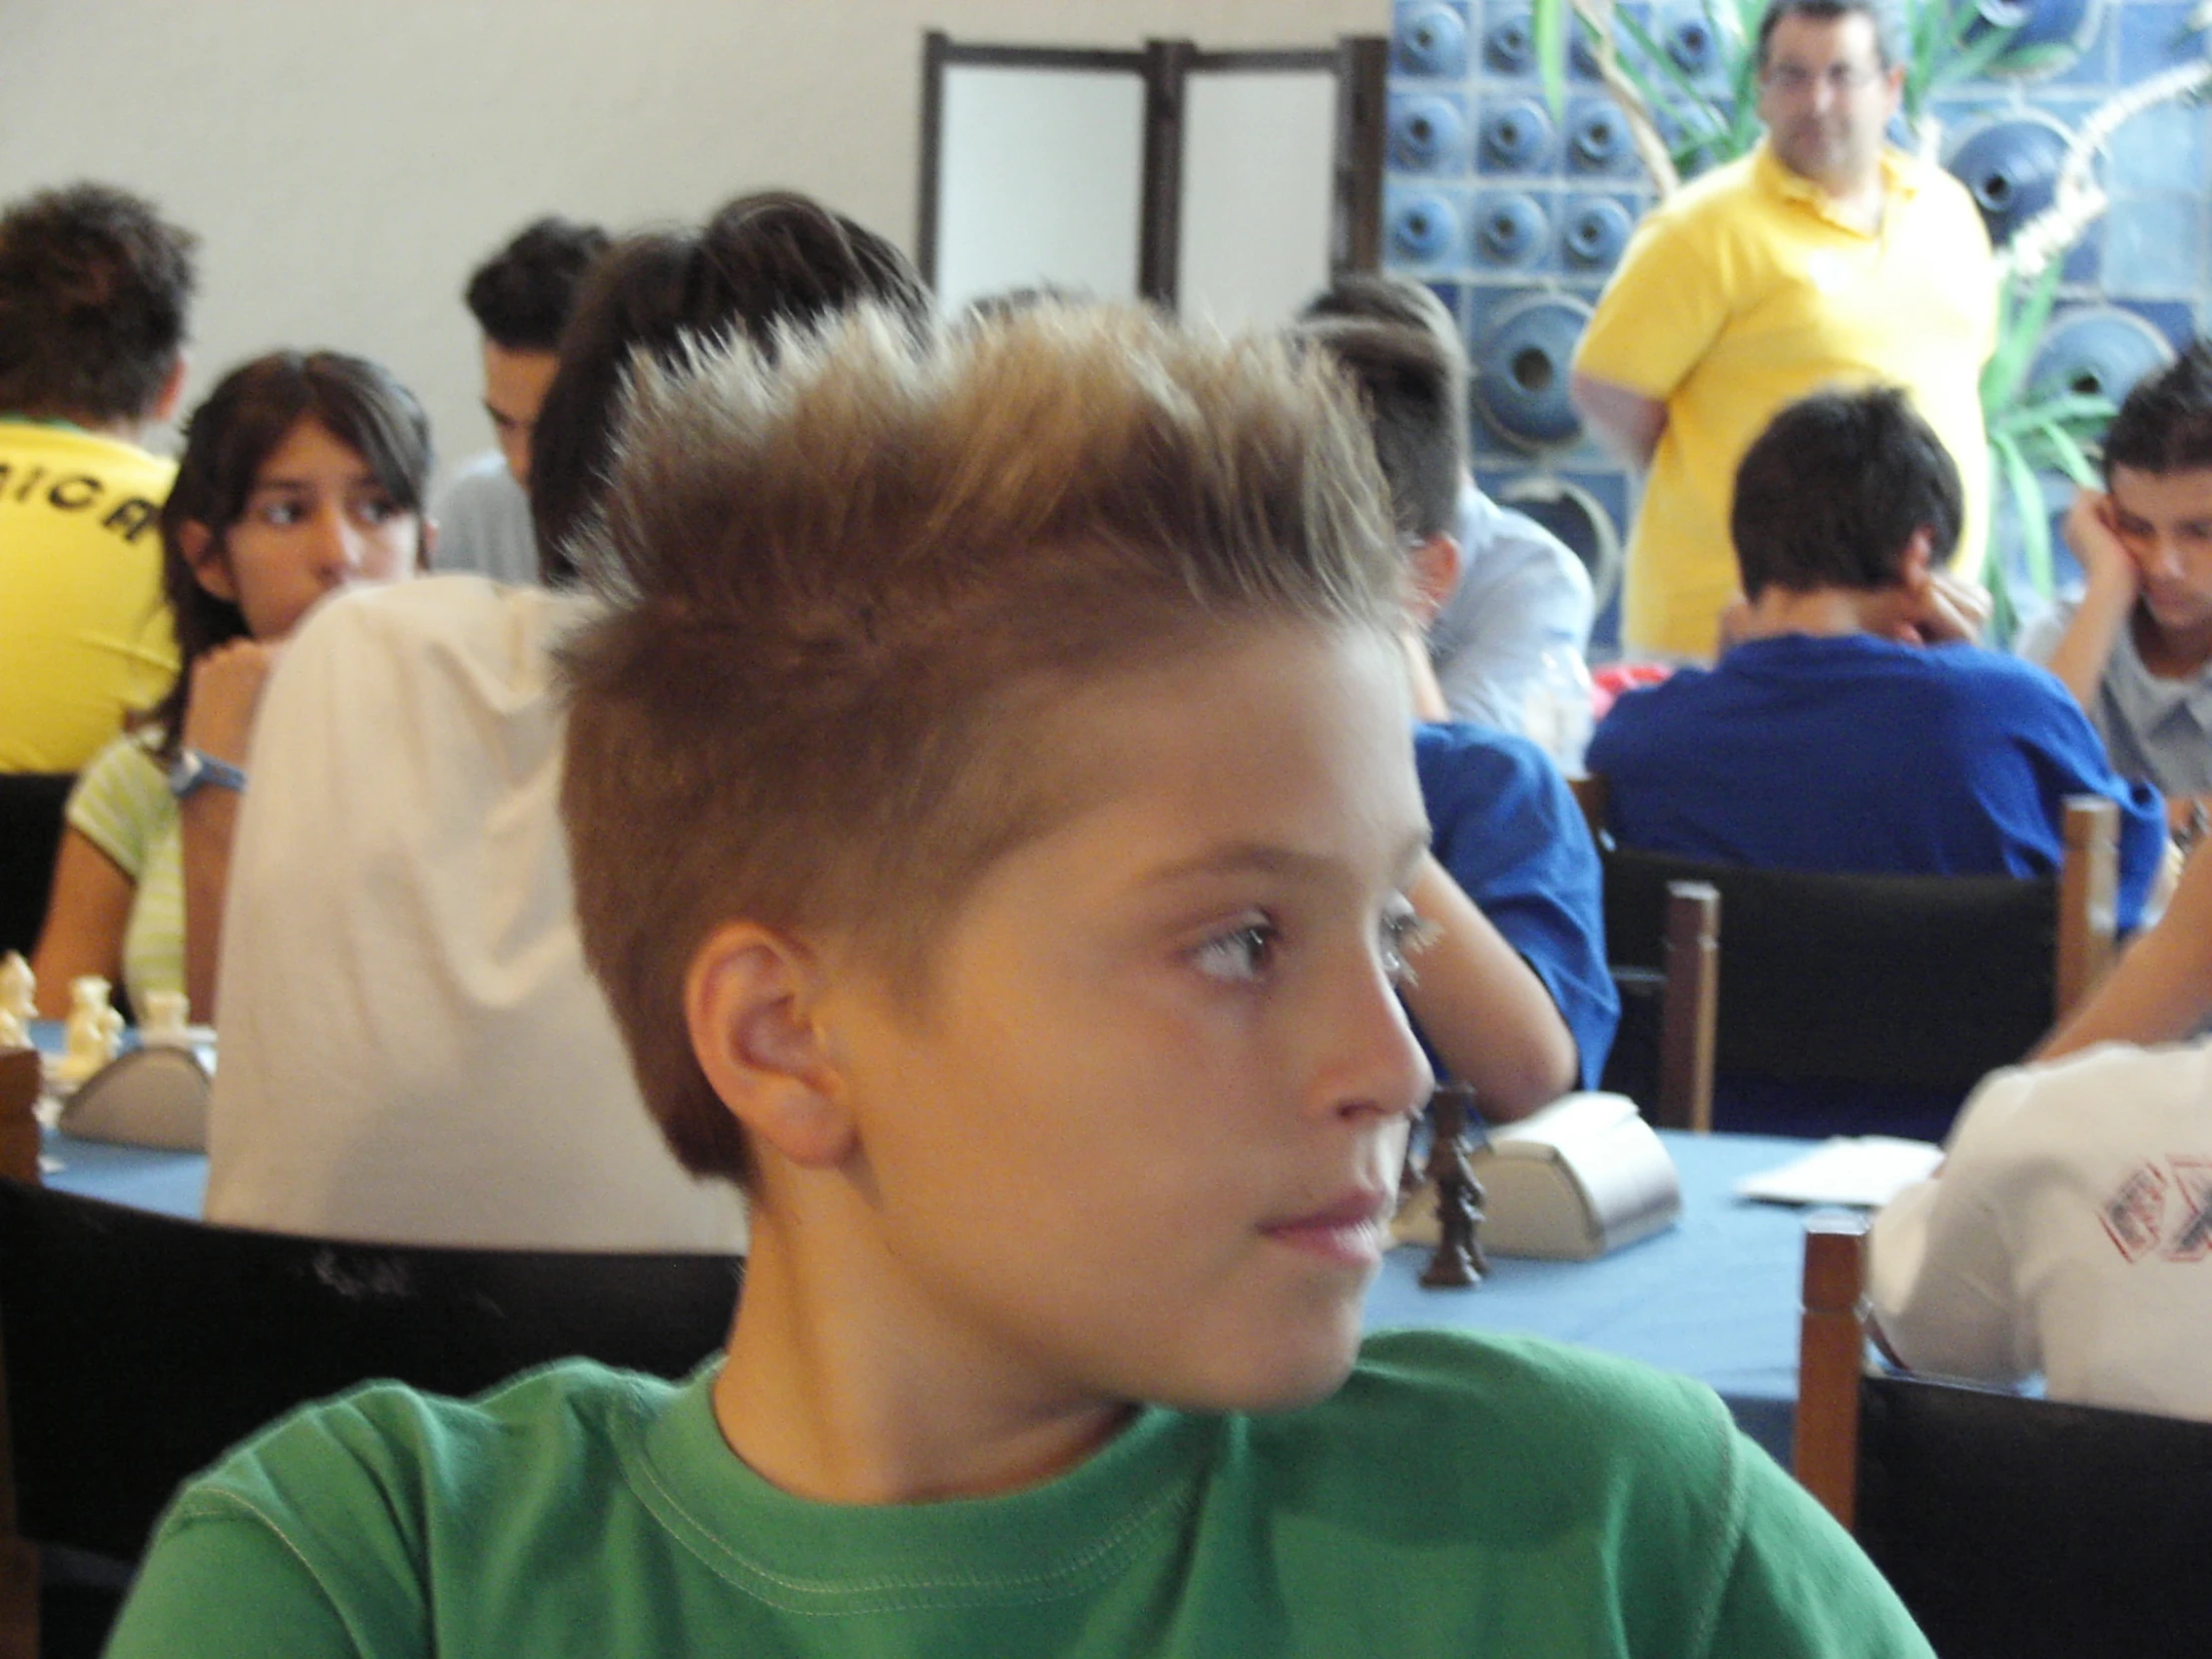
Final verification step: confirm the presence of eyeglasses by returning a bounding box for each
[1760,63,1884,95]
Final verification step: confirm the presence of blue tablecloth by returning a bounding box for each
[1367,1130,1814,1462]
[41,1124,1815,1458]
[40,1129,209,1218]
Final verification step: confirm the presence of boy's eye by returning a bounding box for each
[253,496,307,527]
[1192,919,1278,984]
[1380,901,1440,987]
[352,492,402,525]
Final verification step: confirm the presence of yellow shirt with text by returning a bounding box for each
[1574,143,1996,659]
[0,420,178,772]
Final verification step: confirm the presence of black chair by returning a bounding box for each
[1577,781,2118,1125]
[0,1180,744,1656]
[1569,775,1717,1132]
[1795,1216,2212,1657]
[0,774,74,959]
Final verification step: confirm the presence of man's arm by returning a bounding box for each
[1568,369,1667,470]
[2038,489,2139,711]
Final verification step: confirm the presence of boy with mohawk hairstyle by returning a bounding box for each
[111,304,1931,1657]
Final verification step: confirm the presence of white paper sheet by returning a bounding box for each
[1734,1136,1944,1208]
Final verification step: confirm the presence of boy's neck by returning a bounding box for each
[2132,606,2212,681]
[1733,586,1886,643]
[710,1218,1135,1505]
[3,406,146,443]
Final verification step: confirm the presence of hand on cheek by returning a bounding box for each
[1891,570,1985,648]
[2066,490,2141,598]
[182,639,281,767]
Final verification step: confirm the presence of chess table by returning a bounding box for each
[40,1121,1817,1463]
[1367,1129,1814,1462]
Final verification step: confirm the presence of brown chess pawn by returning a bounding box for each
[1419,1082,1487,1289]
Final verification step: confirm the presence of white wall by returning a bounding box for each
[0,0,1383,487]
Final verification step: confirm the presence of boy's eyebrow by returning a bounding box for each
[1142,830,1433,889]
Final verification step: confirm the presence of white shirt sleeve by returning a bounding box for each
[1867,1068,2039,1385]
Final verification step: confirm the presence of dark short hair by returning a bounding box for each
[527,191,930,586]
[1302,272,1455,335]
[1732,386,1961,598]
[1296,316,1465,545]
[1755,0,1904,69]
[0,182,198,423]
[2102,339,2212,482]
[1297,276,1466,545]
[463,216,610,352]
[559,304,1401,1183]
[148,351,433,757]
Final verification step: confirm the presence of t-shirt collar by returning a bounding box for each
[622,1361,1213,1614]
[1752,137,1917,229]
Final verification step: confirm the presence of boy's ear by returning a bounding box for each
[149,351,189,427]
[685,922,855,1168]
[1407,532,1463,630]
[1894,527,1936,595]
[178,521,238,602]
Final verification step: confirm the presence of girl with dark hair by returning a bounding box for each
[32,350,433,1021]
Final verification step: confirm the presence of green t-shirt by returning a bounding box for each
[109,1330,1932,1657]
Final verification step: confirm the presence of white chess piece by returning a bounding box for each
[58,975,124,1084]
[0,951,33,1048]
[140,988,192,1045]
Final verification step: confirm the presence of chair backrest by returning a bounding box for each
[0,774,73,959]
[1794,1217,2212,1658]
[0,1181,743,1565]
[1570,775,1717,1133]
[1586,785,2117,1096]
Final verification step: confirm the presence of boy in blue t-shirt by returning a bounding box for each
[1298,276,1618,1112]
[110,305,1929,1657]
[1590,386,2165,1139]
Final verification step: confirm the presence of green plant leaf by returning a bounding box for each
[1981,261,2067,411]
[2037,419,2101,487]
[1606,4,1733,128]
[2001,391,2117,432]
[1584,1,1740,179]
[1997,433,2057,607]
[1535,0,1568,114]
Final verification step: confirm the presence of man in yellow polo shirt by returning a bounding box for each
[0,182,198,773]
[1570,0,1994,660]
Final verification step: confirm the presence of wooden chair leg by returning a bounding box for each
[1794,1215,1870,1530]
[2056,795,2118,1018]
[0,1049,39,1187]
[1655,880,1718,1134]
[0,1537,35,1659]
[1568,773,1607,843]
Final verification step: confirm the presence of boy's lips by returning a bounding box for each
[1261,1189,1394,1267]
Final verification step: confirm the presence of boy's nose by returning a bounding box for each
[1323,967,1434,1128]
[2145,536,2184,580]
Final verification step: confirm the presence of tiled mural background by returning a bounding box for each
[1384,0,2212,653]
